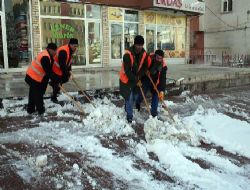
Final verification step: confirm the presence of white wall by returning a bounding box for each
[201,0,250,62]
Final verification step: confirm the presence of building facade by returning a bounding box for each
[0,0,205,72]
[201,0,250,64]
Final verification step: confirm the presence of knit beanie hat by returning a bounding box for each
[134,35,144,45]
[47,43,57,50]
[69,38,78,45]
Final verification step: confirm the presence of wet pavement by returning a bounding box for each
[1,64,250,99]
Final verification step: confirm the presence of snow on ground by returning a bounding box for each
[183,105,250,158]
[0,90,250,189]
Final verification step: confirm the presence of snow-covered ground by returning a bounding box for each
[0,88,250,190]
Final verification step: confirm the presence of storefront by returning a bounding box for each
[108,8,187,65]
[0,0,32,71]
[40,1,102,67]
[0,0,205,72]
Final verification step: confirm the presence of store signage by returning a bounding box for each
[51,23,75,39]
[154,0,205,14]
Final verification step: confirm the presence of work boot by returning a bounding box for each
[151,113,158,118]
[27,105,35,114]
[127,117,133,123]
[37,107,45,115]
[51,96,59,104]
[136,103,140,112]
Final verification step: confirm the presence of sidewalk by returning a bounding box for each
[1,64,250,98]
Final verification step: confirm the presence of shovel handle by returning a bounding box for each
[71,77,96,108]
[138,84,151,115]
[146,72,175,122]
[59,85,85,116]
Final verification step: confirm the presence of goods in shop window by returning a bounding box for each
[15,12,29,61]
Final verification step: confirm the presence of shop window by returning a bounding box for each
[222,0,232,13]
[157,25,174,51]
[5,0,32,68]
[108,7,123,21]
[41,18,86,65]
[124,23,138,50]
[146,25,155,53]
[87,22,101,64]
[111,24,122,59]
[86,4,101,19]
[124,10,138,50]
[125,10,138,22]
[174,27,186,58]
[40,0,85,17]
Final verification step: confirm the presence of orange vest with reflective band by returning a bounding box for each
[52,45,72,76]
[148,53,167,86]
[26,50,51,83]
[119,50,147,84]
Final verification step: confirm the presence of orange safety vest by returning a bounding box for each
[148,53,167,86]
[52,45,72,76]
[26,50,51,83]
[119,50,147,84]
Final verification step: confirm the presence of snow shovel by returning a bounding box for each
[138,80,151,115]
[71,76,96,108]
[59,84,85,118]
[146,72,175,122]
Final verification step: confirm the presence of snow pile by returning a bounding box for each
[0,98,28,117]
[144,116,199,145]
[83,97,133,135]
[35,155,48,167]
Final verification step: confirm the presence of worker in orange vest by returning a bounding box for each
[119,35,150,123]
[25,43,57,115]
[50,38,78,103]
[136,49,167,117]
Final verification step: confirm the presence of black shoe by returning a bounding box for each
[136,103,140,112]
[151,113,158,118]
[51,96,59,104]
[49,81,53,86]
[27,106,35,114]
[127,118,133,123]
[37,107,45,115]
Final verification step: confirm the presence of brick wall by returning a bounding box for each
[31,0,41,57]
[101,6,109,67]
[139,11,145,36]
[186,17,190,64]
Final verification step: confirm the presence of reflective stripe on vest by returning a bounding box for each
[52,45,71,76]
[119,50,147,84]
[155,60,167,86]
[26,50,51,82]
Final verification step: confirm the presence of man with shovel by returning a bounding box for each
[25,43,57,115]
[50,38,78,103]
[136,49,167,117]
[119,35,150,123]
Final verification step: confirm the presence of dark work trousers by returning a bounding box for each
[50,75,69,98]
[136,79,159,117]
[27,81,48,114]
[125,89,138,120]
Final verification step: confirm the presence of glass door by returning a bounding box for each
[86,21,101,66]
[0,15,3,69]
[4,0,32,68]
[110,23,123,65]
[0,0,8,71]
[145,25,156,54]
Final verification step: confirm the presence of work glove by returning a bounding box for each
[158,91,164,101]
[146,70,150,76]
[137,80,142,87]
